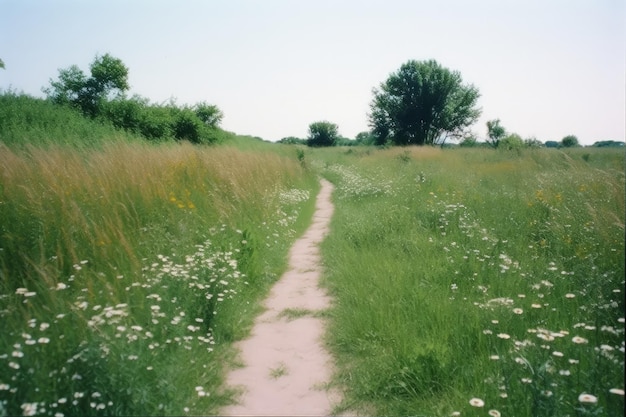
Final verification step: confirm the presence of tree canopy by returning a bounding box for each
[307,121,339,147]
[561,135,579,148]
[369,60,481,146]
[486,119,507,148]
[44,53,129,117]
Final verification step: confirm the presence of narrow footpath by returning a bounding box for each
[220,179,340,416]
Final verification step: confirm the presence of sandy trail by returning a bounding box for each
[220,179,340,416]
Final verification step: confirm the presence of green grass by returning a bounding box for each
[0,96,320,415]
[313,146,625,416]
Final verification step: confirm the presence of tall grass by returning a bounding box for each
[315,146,625,416]
[0,139,318,416]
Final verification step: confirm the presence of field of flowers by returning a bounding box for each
[315,146,624,416]
[0,140,318,416]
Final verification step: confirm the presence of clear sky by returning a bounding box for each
[1,0,624,145]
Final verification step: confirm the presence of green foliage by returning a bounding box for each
[279,136,307,145]
[486,119,507,148]
[44,53,129,117]
[355,131,376,146]
[593,140,625,148]
[459,135,478,147]
[0,58,4,69]
[524,137,543,148]
[307,121,339,147]
[498,133,524,150]
[561,135,580,148]
[369,59,481,146]
[42,55,224,144]
[545,140,560,148]
[194,102,223,128]
[0,90,138,148]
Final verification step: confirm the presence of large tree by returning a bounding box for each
[306,121,339,147]
[369,60,481,146]
[44,53,129,117]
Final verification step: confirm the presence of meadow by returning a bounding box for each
[0,95,319,416]
[1,92,624,416]
[313,146,625,416]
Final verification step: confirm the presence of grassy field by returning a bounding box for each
[313,146,625,416]
[1,92,624,416]
[0,94,319,416]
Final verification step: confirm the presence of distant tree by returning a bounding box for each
[545,140,559,148]
[369,59,481,146]
[459,135,478,147]
[592,140,625,148]
[524,137,543,148]
[44,53,129,117]
[0,58,4,69]
[355,131,376,146]
[279,136,306,145]
[561,135,580,148]
[307,121,339,147]
[486,119,507,148]
[499,133,524,150]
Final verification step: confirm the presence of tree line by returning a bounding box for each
[42,54,224,144]
[279,60,619,148]
[7,53,619,148]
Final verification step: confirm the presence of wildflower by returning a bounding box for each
[565,293,575,298]
[552,351,564,357]
[497,333,510,340]
[569,359,579,364]
[488,410,501,417]
[521,378,532,384]
[559,370,571,376]
[531,303,542,309]
[513,308,523,314]
[0,384,9,390]
[578,393,598,404]
[609,388,624,396]
[8,362,19,370]
[56,282,68,290]
[469,397,484,407]
[38,337,50,344]
[21,403,38,416]
[490,355,500,360]
[572,336,588,344]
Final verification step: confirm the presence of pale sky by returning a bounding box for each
[1,0,624,145]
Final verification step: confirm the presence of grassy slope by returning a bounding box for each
[0,93,319,416]
[314,146,625,416]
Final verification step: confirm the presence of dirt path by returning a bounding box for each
[220,179,340,416]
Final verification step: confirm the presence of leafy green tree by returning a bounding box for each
[369,59,481,146]
[44,53,129,117]
[0,58,5,69]
[194,102,223,128]
[499,133,524,150]
[486,119,507,148]
[306,121,339,147]
[561,135,579,147]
